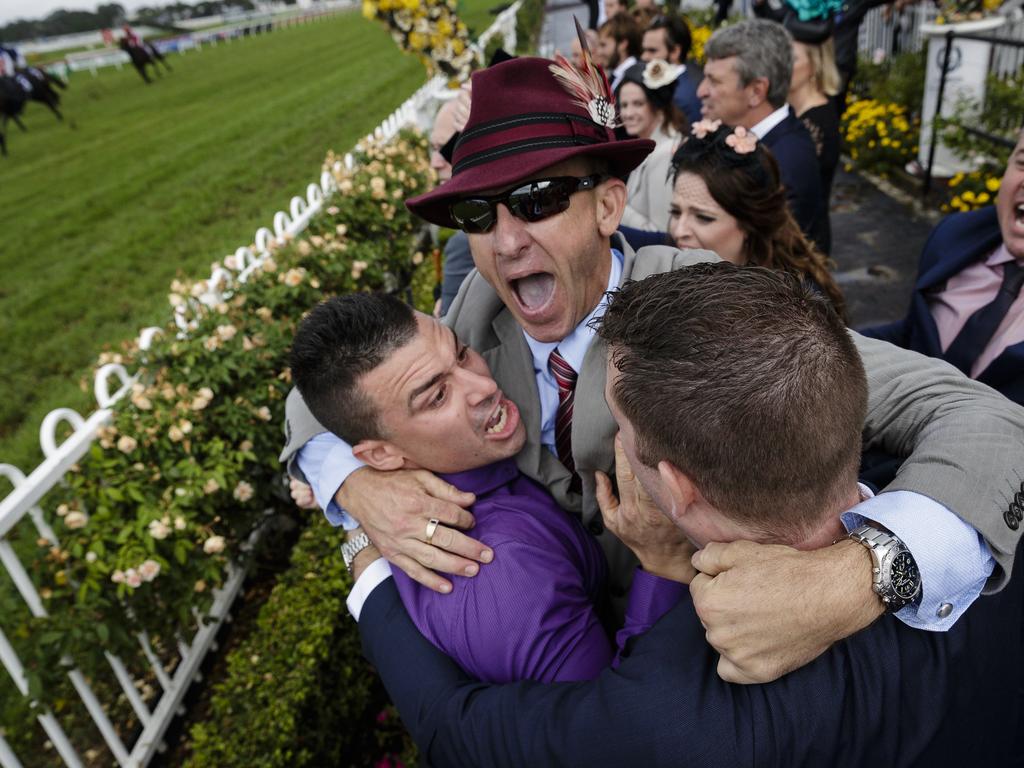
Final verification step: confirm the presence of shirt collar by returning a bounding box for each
[985,242,1018,267]
[522,249,624,375]
[612,56,637,82]
[750,104,790,140]
[439,458,519,496]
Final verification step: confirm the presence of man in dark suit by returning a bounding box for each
[640,14,703,126]
[698,19,828,251]
[354,265,1024,767]
[863,129,1024,407]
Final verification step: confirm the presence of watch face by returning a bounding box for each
[890,551,920,600]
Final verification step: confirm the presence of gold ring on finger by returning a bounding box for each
[425,517,440,544]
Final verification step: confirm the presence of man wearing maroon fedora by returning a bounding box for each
[281,56,1023,686]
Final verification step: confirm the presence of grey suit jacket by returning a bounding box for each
[282,233,1024,592]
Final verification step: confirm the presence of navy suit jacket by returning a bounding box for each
[359,539,1024,767]
[673,68,703,126]
[762,109,826,251]
[863,206,1022,405]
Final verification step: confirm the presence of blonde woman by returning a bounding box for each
[788,29,842,253]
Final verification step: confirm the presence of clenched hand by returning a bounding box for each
[690,538,883,683]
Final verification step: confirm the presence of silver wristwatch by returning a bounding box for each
[848,524,922,612]
[340,532,372,575]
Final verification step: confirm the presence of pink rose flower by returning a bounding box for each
[725,126,757,154]
[690,118,722,139]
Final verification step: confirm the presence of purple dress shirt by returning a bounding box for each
[391,459,686,684]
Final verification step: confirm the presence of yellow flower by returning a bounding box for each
[962,190,975,202]
[986,177,1001,192]
[977,192,990,204]
[362,0,376,18]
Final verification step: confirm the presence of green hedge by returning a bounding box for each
[184,516,416,767]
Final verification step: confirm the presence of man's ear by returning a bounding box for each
[657,460,698,526]
[746,76,769,108]
[596,177,627,238]
[352,439,407,472]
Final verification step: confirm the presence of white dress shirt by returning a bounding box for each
[750,103,791,140]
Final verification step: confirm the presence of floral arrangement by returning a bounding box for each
[841,98,919,177]
[945,171,1002,212]
[9,130,434,720]
[362,0,476,82]
[933,0,1002,24]
[690,24,712,64]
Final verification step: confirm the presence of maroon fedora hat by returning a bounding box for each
[406,56,655,228]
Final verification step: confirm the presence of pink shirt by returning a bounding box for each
[928,243,1024,378]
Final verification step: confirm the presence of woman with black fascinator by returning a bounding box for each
[615,59,687,232]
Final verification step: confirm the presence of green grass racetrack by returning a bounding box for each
[0,9,466,476]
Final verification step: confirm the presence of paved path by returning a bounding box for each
[830,168,934,329]
[536,5,936,330]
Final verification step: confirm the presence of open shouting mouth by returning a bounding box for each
[483,396,520,441]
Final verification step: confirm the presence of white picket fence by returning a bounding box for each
[0,4,521,766]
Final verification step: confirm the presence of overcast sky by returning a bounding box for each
[1,0,157,26]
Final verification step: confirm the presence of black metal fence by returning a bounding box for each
[924,23,1024,196]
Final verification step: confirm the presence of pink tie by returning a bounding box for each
[548,348,577,475]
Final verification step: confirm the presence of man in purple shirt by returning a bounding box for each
[289,292,691,683]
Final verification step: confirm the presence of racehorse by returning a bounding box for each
[119,38,171,83]
[16,67,67,122]
[144,41,172,73]
[0,76,28,156]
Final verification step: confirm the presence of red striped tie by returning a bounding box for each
[549,348,578,475]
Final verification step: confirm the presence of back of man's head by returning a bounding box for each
[705,19,793,109]
[598,263,867,541]
[290,293,416,445]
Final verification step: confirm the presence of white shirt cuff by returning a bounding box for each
[841,490,994,631]
[346,558,393,622]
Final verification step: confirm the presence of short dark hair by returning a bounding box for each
[600,12,643,59]
[289,293,416,444]
[648,14,692,60]
[597,263,866,540]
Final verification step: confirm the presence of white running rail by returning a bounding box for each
[0,3,522,765]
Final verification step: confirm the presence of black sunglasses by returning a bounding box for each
[449,174,605,234]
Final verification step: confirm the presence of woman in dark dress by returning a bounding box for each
[788,32,842,255]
